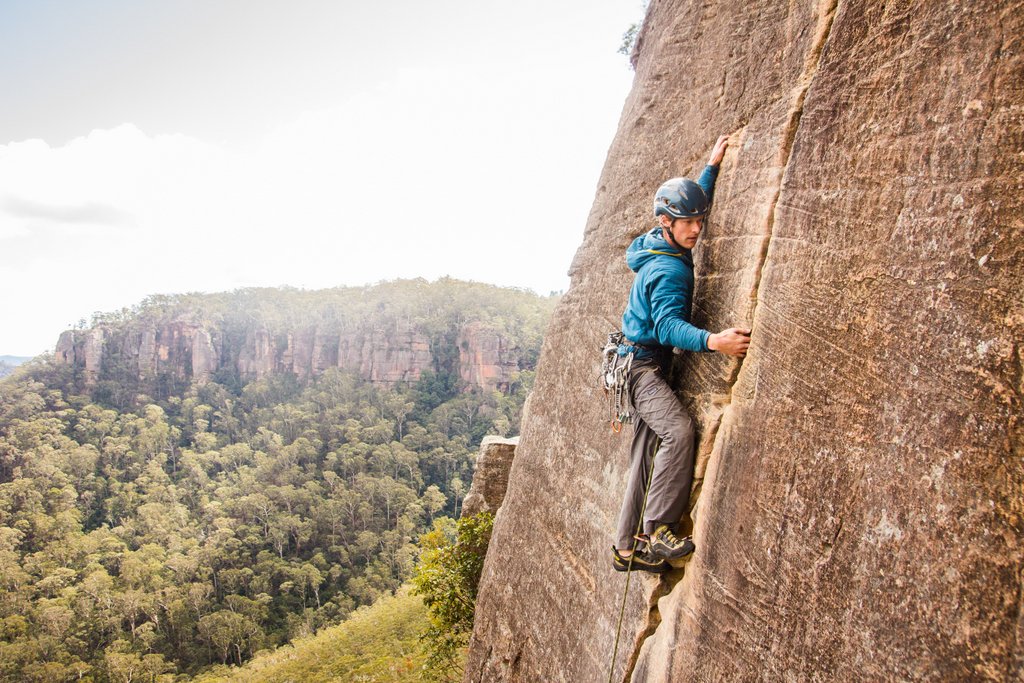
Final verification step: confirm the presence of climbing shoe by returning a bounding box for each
[612,546,670,574]
[647,525,695,560]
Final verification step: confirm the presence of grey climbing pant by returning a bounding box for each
[614,356,696,550]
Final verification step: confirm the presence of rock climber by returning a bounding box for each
[612,134,751,573]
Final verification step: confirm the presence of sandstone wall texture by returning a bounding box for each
[337,324,435,385]
[466,1,1022,681]
[458,323,520,392]
[57,328,107,386]
[55,319,522,393]
[462,436,519,518]
[60,322,223,388]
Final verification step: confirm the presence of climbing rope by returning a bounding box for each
[608,437,660,683]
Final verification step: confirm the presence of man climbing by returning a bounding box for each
[612,134,751,573]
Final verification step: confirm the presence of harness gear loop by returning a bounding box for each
[601,332,635,429]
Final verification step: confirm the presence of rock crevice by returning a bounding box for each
[624,5,843,677]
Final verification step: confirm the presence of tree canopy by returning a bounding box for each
[0,280,554,682]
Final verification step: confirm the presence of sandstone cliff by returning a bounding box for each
[54,281,554,398]
[56,318,513,391]
[466,1,1022,681]
[462,436,519,518]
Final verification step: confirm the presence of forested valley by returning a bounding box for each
[0,279,555,682]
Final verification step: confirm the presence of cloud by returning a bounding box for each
[2,196,133,226]
[0,58,632,355]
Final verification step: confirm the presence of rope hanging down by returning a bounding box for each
[607,437,660,683]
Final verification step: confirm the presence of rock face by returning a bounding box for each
[338,325,434,385]
[458,323,520,392]
[192,328,217,382]
[52,282,554,398]
[466,1,1023,682]
[58,322,221,388]
[462,436,519,518]
[56,319,525,393]
[57,328,107,386]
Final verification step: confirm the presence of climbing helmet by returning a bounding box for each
[653,177,709,219]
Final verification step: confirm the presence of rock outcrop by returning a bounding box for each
[337,324,434,385]
[458,323,520,392]
[52,282,543,395]
[56,320,521,391]
[57,328,107,386]
[462,436,519,518]
[58,322,221,389]
[466,1,1023,681]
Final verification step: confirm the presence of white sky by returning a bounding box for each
[0,0,640,357]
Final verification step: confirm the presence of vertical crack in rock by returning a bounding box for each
[618,579,672,682]
[619,2,841,680]
[721,0,840,412]
[697,0,840,505]
[1015,565,1024,673]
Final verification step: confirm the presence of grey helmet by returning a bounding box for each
[653,178,709,219]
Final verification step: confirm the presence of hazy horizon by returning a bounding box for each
[1,0,642,356]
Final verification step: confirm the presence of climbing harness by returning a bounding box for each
[608,436,661,683]
[601,332,634,432]
[602,332,666,431]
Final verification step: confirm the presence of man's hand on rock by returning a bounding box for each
[707,134,730,167]
[708,328,750,357]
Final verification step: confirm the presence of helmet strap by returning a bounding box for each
[662,220,686,252]
[661,214,705,251]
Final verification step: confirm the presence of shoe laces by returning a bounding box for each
[657,527,682,546]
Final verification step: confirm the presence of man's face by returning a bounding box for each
[661,215,703,249]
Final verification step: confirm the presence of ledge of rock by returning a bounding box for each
[462,436,519,518]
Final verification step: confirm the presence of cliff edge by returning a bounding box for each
[51,280,552,400]
[466,1,1023,681]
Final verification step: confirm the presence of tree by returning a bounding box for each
[412,512,493,681]
[197,610,260,665]
[104,641,174,683]
[450,477,465,518]
[421,485,447,522]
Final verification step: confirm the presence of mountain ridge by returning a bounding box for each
[50,279,557,406]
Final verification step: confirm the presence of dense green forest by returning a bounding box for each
[189,512,494,683]
[0,280,554,682]
[193,587,429,683]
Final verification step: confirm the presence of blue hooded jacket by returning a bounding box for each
[620,164,719,357]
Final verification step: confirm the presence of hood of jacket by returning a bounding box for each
[626,227,694,273]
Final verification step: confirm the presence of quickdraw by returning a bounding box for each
[601,332,634,430]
